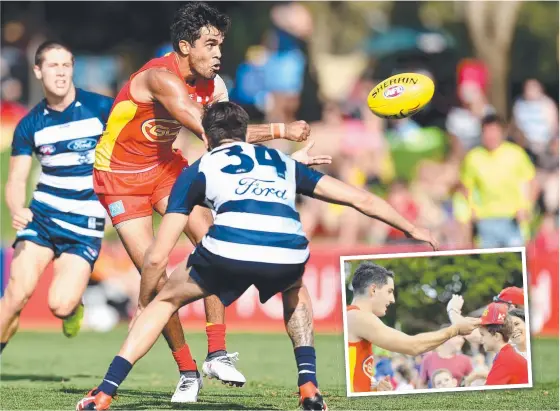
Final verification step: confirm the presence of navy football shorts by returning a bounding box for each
[13,205,102,270]
[187,245,306,307]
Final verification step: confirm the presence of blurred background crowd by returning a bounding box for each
[1,1,558,331]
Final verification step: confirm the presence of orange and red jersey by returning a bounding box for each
[486,343,529,386]
[94,52,216,173]
[347,305,374,392]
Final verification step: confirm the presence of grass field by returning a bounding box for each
[0,328,558,410]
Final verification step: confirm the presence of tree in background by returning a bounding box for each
[420,1,558,117]
[463,1,522,119]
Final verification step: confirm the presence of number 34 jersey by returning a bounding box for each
[167,142,324,265]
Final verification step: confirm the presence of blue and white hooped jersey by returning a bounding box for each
[167,142,324,265]
[11,88,113,238]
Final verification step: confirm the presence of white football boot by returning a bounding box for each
[170,373,203,403]
[202,352,246,387]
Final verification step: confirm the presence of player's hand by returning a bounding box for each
[406,226,439,251]
[285,120,311,142]
[455,317,482,336]
[375,376,394,391]
[12,208,33,230]
[291,141,332,166]
[447,294,464,315]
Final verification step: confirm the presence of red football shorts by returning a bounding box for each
[94,151,189,226]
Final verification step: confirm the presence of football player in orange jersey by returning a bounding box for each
[92,2,330,403]
[346,262,480,393]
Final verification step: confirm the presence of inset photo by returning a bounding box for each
[340,247,532,397]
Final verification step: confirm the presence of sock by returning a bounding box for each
[172,344,197,372]
[98,356,133,396]
[295,346,318,387]
[0,342,7,354]
[206,323,226,356]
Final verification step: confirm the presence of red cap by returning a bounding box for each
[496,287,524,306]
[480,302,509,325]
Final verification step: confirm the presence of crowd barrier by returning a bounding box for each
[1,242,557,336]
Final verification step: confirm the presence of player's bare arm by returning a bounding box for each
[246,121,311,144]
[6,156,33,230]
[347,309,480,356]
[132,68,205,137]
[312,175,439,250]
[139,212,189,307]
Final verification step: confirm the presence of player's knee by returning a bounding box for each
[49,303,76,319]
[48,296,78,319]
[3,280,34,312]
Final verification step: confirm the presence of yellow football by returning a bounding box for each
[367,73,435,119]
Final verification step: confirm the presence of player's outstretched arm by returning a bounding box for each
[6,156,33,230]
[313,175,439,250]
[349,310,481,356]
[141,69,206,137]
[246,120,311,144]
[139,213,189,306]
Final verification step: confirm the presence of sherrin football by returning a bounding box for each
[367,73,435,119]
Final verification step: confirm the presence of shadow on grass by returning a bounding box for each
[61,387,284,410]
[1,373,69,382]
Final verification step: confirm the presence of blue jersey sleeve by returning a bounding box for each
[295,161,324,196]
[166,159,206,215]
[11,118,34,156]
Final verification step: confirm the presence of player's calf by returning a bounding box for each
[282,281,326,410]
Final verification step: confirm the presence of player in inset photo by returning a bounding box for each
[342,248,532,396]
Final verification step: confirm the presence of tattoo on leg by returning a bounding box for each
[284,302,314,347]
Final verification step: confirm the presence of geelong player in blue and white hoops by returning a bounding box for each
[0,41,113,352]
[77,102,437,411]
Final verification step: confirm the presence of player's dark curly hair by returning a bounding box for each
[485,314,514,342]
[202,101,249,148]
[170,2,231,53]
[351,262,395,297]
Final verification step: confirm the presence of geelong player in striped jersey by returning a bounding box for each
[78,102,439,411]
[0,41,113,352]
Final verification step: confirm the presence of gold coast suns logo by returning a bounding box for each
[141,119,182,143]
[362,355,375,379]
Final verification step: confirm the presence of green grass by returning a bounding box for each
[0,329,558,410]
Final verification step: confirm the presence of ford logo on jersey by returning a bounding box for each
[67,138,97,152]
[235,178,287,200]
